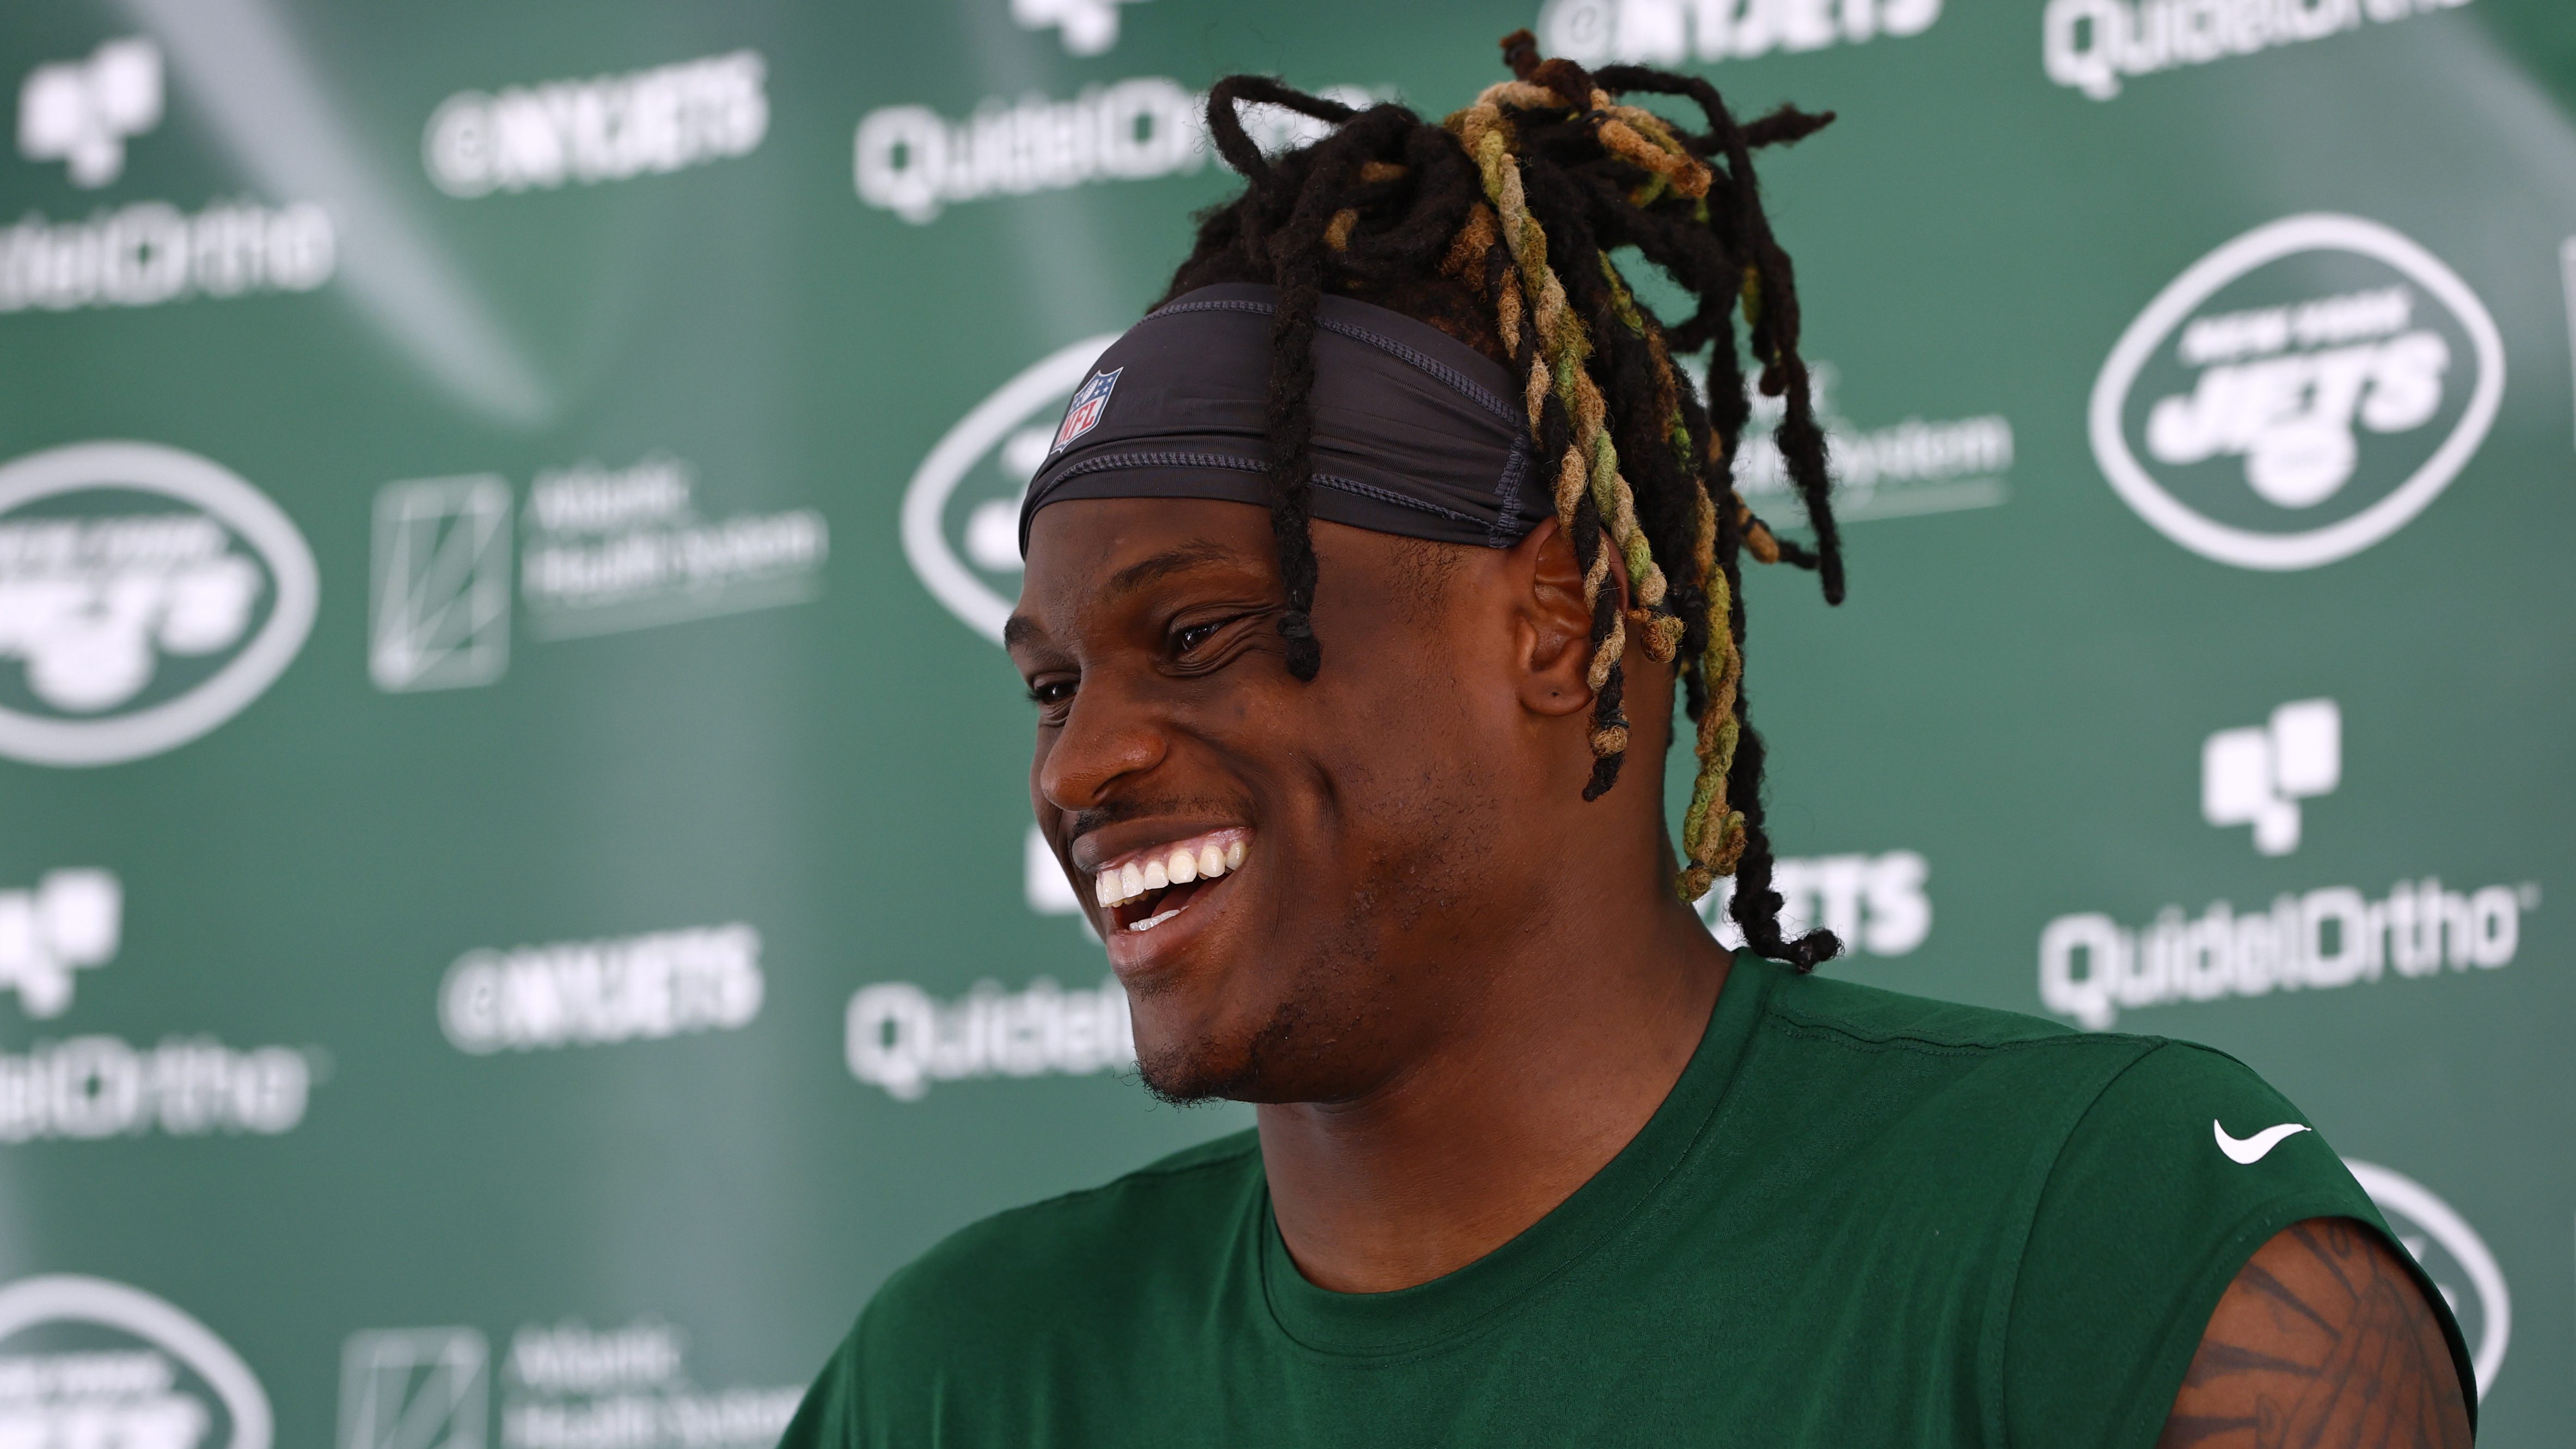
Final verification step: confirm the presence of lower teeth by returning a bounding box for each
[1127,909,1180,933]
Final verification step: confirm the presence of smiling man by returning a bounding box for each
[784,38,2474,1449]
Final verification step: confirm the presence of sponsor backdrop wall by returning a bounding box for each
[0,0,2566,1444]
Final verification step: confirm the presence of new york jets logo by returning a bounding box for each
[2090,214,2502,570]
[0,442,316,766]
[0,1274,274,1449]
[2347,1160,2509,1401]
[901,335,1117,643]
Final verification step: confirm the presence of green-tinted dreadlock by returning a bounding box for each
[1166,31,1845,969]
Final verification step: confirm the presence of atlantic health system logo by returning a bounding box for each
[341,1328,487,1449]
[371,475,512,692]
[372,457,828,693]
[0,443,317,766]
[340,1317,802,1449]
[2091,215,2502,570]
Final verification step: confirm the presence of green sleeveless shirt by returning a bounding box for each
[781,956,2470,1447]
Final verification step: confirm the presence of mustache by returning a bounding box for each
[1057,795,1244,841]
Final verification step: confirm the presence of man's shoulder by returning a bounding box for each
[1759,963,2099,1055]
[862,1128,1262,1346]
[1741,963,2211,1140]
[1758,963,2297,1093]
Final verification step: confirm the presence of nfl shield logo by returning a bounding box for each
[1051,369,1123,454]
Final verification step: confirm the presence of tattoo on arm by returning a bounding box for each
[2158,1216,2471,1448]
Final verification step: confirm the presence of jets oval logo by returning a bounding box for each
[2347,1159,2510,1401]
[901,335,1117,644]
[2090,214,2503,570]
[0,442,317,766]
[0,1274,274,1449]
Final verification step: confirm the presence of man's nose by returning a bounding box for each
[1037,674,1168,810]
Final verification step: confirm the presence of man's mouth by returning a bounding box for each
[1092,828,1250,936]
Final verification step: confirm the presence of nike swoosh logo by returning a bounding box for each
[2214,1120,2310,1165]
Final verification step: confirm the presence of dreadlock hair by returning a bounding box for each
[1163,31,1845,970]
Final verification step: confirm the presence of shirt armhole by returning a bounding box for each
[1995,1040,2456,1449]
[779,1316,868,1449]
[2092,1193,2405,1449]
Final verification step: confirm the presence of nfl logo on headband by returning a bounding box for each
[1052,368,1122,454]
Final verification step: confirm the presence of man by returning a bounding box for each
[785,37,2473,1448]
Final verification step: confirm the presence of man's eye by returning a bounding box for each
[1026,680,1075,709]
[1174,618,1234,655]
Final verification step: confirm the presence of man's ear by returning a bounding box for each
[1514,518,1606,719]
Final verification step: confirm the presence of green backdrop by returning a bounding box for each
[0,0,2568,1444]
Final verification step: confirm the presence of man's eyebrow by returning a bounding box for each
[1104,540,1250,599]
[1008,541,1259,649]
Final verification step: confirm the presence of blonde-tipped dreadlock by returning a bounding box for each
[1170,32,1845,969]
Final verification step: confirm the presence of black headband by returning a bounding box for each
[1018,283,1546,557]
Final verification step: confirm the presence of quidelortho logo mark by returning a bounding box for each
[848,974,1135,1101]
[439,924,764,1055]
[424,52,768,199]
[0,869,314,1142]
[1699,851,1933,960]
[2091,215,2502,571]
[0,443,317,767]
[4,42,334,314]
[1540,0,1941,65]
[341,1320,801,1449]
[1013,0,1149,56]
[2203,697,2338,855]
[2039,704,2537,1029]
[17,37,160,188]
[2045,0,2473,102]
[2347,1160,2508,1400]
[0,1274,273,1449]
[0,868,118,1018]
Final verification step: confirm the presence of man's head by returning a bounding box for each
[1012,501,1674,1103]
[1006,34,1846,1103]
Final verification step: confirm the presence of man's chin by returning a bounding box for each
[1131,997,1312,1106]
[1133,1032,1263,1106]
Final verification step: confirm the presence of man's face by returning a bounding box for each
[1008,498,1539,1105]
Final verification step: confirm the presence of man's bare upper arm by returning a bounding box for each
[2158,1216,2471,1448]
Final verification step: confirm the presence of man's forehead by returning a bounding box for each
[1024,500,1271,589]
[1009,502,1277,646]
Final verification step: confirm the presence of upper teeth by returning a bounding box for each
[1096,833,1249,907]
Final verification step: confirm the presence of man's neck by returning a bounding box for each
[1253,904,1733,1295]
